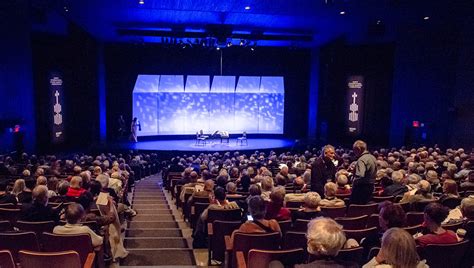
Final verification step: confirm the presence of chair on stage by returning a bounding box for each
[236,131,247,146]
[220,131,230,143]
[196,130,208,146]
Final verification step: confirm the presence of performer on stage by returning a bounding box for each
[118,115,126,139]
[130,117,141,142]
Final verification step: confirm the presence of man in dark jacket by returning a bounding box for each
[349,140,377,204]
[311,145,340,197]
[20,185,60,223]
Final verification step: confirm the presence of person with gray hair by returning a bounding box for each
[400,180,436,204]
[311,144,340,197]
[382,170,408,197]
[291,192,325,222]
[349,140,377,205]
[19,185,60,223]
[295,217,357,268]
[231,195,281,244]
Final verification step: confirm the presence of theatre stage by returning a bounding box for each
[118,138,295,152]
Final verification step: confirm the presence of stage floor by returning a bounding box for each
[119,138,295,152]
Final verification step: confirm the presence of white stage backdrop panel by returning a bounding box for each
[132,75,285,136]
[209,76,235,132]
[184,76,210,133]
[132,75,159,136]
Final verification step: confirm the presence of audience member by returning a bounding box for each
[416,203,458,246]
[265,186,291,221]
[364,228,427,268]
[291,192,324,222]
[320,182,345,207]
[19,185,60,222]
[350,140,377,204]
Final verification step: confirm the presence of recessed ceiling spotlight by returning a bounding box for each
[376,20,381,25]
[245,6,251,10]
[240,40,244,46]
[339,11,345,15]
[139,0,144,5]
[216,47,220,50]
[250,47,255,51]
[63,6,68,12]
[424,16,430,20]
[227,41,232,47]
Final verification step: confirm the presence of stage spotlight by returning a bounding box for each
[245,6,251,10]
[339,11,346,15]
[240,39,244,46]
[216,47,220,51]
[139,0,144,4]
[424,16,430,20]
[227,41,232,47]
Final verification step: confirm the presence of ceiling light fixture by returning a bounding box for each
[424,16,430,20]
[245,6,251,10]
[339,11,345,15]
[216,47,220,51]
[63,6,68,12]
[227,41,232,47]
[240,40,245,46]
[139,0,144,5]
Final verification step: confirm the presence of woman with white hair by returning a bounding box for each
[295,217,357,268]
[319,182,345,207]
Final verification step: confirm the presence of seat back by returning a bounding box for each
[366,214,380,229]
[15,221,55,238]
[283,231,306,250]
[248,248,305,268]
[372,196,394,203]
[208,208,242,223]
[412,200,436,212]
[209,220,242,262]
[399,202,411,212]
[233,232,281,266]
[441,197,462,209]
[0,208,21,224]
[343,227,378,244]
[0,220,12,232]
[346,203,378,217]
[335,215,369,230]
[335,246,365,265]
[42,232,93,267]
[320,206,346,218]
[402,224,423,235]
[0,203,18,209]
[293,219,310,232]
[442,221,464,232]
[420,240,470,268]
[19,250,81,268]
[406,212,425,226]
[277,220,292,235]
[0,231,39,262]
[0,250,15,268]
[285,201,304,208]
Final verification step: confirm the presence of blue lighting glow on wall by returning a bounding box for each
[132,75,284,136]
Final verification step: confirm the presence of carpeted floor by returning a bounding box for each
[121,175,196,266]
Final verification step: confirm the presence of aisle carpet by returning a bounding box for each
[121,175,196,266]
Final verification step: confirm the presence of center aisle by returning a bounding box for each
[121,174,196,267]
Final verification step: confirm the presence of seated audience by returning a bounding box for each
[0,181,17,204]
[364,228,427,268]
[439,179,460,203]
[260,176,274,201]
[320,182,345,207]
[291,192,325,222]
[400,180,436,204]
[382,170,407,197]
[20,185,60,222]
[265,186,291,221]
[460,171,474,189]
[233,195,281,237]
[295,217,357,268]
[66,176,86,198]
[53,203,103,248]
[416,203,458,246]
[47,177,58,199]
[225,182,242,198]
[426,170,443,193]
[361,201,406,257]
[12,179,32,203]
[336,174,352,195]
[200,187,240,221]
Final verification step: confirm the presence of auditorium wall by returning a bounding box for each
[390,12,474,149]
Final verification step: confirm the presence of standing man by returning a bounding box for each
[311,145,340,197]
[349,140,376,204]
